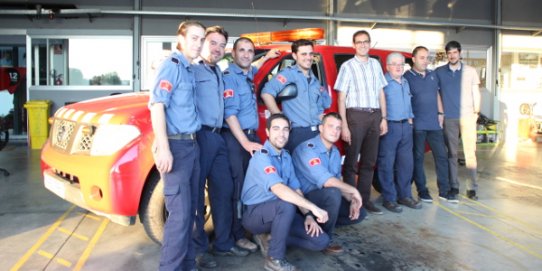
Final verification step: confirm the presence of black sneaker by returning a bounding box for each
[446,191,459,203]
[213,245,249,257]
[398,198,422,209]
[418,192,433,203]
[383,201,403,213]
[264,257,299,271]
[467,190,478,200]
[364,201,384,215]
[196,252,217,269]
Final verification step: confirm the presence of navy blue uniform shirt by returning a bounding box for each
[435,64,462,119]
[404,69,441,130]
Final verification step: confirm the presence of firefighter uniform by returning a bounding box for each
[241,141,330,260]
[192,61,236,254]
[293,135,366,234]
[222,62,261,240]
[262,65,331,152]
[149,50,201,271]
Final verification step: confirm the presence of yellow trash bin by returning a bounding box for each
[24,100,52,149]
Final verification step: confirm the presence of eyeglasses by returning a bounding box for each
[355,40,371,46]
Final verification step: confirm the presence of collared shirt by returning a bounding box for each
[193,60,225,128]
[404,69,441,130]
[292,135,341,194]
[262,65,331,127]
[149,50,200,134]
[223,63,259,130]
[242,140,301,205]
[334,56,387,109]
[435,63,462,119]
[383,73,414,121]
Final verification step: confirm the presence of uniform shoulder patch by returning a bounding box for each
[264,166,277,174]
[276,74,287,85]
[224,89,234,98]
[307,143,315,148]
[260,148,269,154]
[309,157,321,166]
[170,57,179,64]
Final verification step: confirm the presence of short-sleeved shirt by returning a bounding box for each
[241,140,301,205]
[193,60,225,128]
[435,63,462,119]
[262,65,331,127]
[383,73,414,121]
[334,56,387,109]
[292,135,341,194]
[223,63,259,130]
[404,69,441,130]
[149,50,200,134]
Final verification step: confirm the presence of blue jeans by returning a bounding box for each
[413,129,450,196]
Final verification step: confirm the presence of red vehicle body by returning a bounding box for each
[41,35,412,243]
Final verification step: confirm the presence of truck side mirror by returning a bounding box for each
[276,83,297,102]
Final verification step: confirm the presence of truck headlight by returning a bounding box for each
[90,125,140,156]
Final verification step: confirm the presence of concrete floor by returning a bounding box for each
[1,141,541,271]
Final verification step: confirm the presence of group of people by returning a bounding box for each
[148,20,481,271]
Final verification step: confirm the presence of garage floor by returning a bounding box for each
[1,140,541,271]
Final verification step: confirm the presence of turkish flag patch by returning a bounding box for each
[276,74,287,84]
[264,166,277,174]
[159,80,173,92]
[309,158,321,166]
[224,89,234,98]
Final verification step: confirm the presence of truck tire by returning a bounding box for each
[139,170,213,245]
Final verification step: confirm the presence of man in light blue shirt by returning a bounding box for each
[377,52,420,213]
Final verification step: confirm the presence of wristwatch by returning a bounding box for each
[305,211,315,218]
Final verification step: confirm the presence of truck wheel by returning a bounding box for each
[139,171,213,245]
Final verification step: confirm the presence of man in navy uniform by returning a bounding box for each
[149,20,205,271]
[292,112,365,255]
[242,113,330,271]
[191,26,249,269]
[222,37,279,249]
[262,39,331,153]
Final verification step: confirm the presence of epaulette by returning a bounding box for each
[260,148,269,154]
[307,143,315,148]
[170,57,179,64]
[223,70,230,75]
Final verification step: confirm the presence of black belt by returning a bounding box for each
[168,133,196,140]
[201,125,221,134]
[348,107,381,113]
[387,119,409,123]
[222,128,256,135]
[293,125,319,132]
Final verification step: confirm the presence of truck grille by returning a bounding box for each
[52,119,94,154]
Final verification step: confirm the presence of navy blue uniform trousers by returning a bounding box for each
[222,129,261,240]
[193,129,235,253]
[242,199,330,259]
[377,121,414,202]
[160,139,200,271]
[413,129,450,196]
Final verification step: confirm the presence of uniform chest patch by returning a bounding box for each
[277,74,287,85]
[224,89,234,98]
[160,80,173,92]
[309,158,321,166]
[264,166,277,174]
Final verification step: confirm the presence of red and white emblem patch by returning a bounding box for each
[264,166,277,174]
[276,74,287,85]
[159,80,173,92]
[309,158,321,166]
[224,89,234,98]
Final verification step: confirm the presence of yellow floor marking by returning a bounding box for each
[37,250,53,259]
[496,176,542,191]
[38,250,72,268]
[435,201,542,260]
[57,227,90,241]
[82,213,102,221]
[460,195,542,237]
[73,218,110,271]
[56,257,72,267]
[9,205,76,271]
[454,211,495,218]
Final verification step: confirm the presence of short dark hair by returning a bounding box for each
[445,41,462,53]
[233,37,255,50]
[291,39,314,53]
[412,46,428,57]
[352,30,371,43]
[205,25,228,41]
[322,112,342,123]
[266,113,290,130]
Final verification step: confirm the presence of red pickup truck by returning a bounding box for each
[41,28,411,244]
